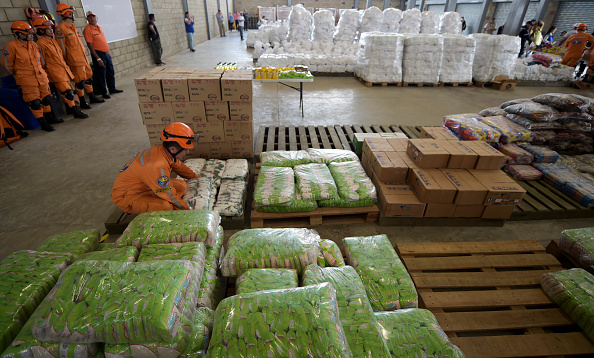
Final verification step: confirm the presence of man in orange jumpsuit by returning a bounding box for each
[111,122,200,214]
[55,3,104,110]
[2,21,56,132]
[34,19,88,119]
[562,23,594,67]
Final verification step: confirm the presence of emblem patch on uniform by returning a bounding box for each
[3,50,8,57]
[157,175,169,187]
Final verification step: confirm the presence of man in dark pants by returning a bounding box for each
[148,14,165,66]
[518,21,533,58]
[83,11,123,99]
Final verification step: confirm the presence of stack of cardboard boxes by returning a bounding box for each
[136,67,254,159]
[362,127,526,220]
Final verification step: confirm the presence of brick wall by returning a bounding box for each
[233,1,406,18]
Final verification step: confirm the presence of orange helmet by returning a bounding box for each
[10,21,33,35]
[56,4,75,17]
[161,122,196,149]
[33,18,52,30]
[577,23,587,31]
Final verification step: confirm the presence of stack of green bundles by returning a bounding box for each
[221,228,321,276]
[197,229,224,309]
[254,166,295,207]
[0,251,72,353]
[75,247,138,263]
[36,229,100,258]
[541,268,594,341]
[235,269,298,295]
[558,227,594,271]
[31,260,200,344]
[375,309,466,358]
[199,159,226,187]
[207,283,352,357]
[320,240,345,267]
[344,235,418,311]
[302,265,391,357]
[115,210,221,248]
[319,162,377,207]
[178,307,214,358]
[260,150,312,167]
[138,242,206,283]
[307,148,359,164]
[294,163,338,201]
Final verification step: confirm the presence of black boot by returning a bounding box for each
[37,117,55,132]
[79,96,92,109]
[88,93,105,104]
[44,111,64,124]
[70,106,89,119]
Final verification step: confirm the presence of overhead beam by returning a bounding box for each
[354,0,360,9]
[419,0,426,11]
[383,0,390,10]
[444,0,457,12]
[366,0,372,9]
[535,0,551,22]
[503,0,531,36]
[406,0,416,10]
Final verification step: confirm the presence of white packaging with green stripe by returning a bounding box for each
[294,163,338,201]
[254,166,295,206]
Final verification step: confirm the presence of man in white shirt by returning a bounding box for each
[238,11,245,41]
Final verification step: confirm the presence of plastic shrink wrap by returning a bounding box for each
[196,230,224,309]
[420,11,439,34]
[334,9,360,43]
[286,5,313,42]
[356,32,404,83]
[470,34,520,82]
[313,10,335,42]
[558,227,594,271]
[402,34,443,83]
[236,268,298,294]
[399,8,421,34]
[199,159,225,187]
[328,161,376,202]
[503,164,542,180]
[382,8,401,33]
[220,159,248,181]
[444,113,502,142]
[295,163,338,201]
[254,166,295,206]
[360,7,383,34]
[184,158,206,176]
[478,115,533,143]
[36,230,99,258]
[439,35,475,83]
[183,177,214,211]
[513,58,574,81]
[439,11,462,34]
[499,144,534,165]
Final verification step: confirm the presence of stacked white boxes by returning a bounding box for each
[313,10,336,42]
[402,34,444,83]
[439,35,476,83]
[470,34,520,82]
[356,32,404,83]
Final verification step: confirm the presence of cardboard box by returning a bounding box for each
[408,169,457,204]
[387,138,409,152]
[353,133,408,153]
[453,205,485,217]
[481,205,516,219]
[135,75,164,102]
[397,151,420,182]
[469,169,526,205]
[204,101,229,122]
[437,140,478,169]
[172,102,206,124]
[221,72,253,102]
[209,141,233,159]
[371,151,408,182]
[424,203,456,217]
[224,121,254,141]
[194,122,225,143]
[139,102,174,125]
[231,140,255,158]
[463,141,506,170]
[161,76,190,102]
[491,75,520,91]
[188,142,212,159]
[441,169,487,205]
[362,138,394,162]
[420,127,460,141]
[188,72,222,101]
[378,182,426,217]
[228,101,253,121]
[146,123,167,139]
[406,139,450,168]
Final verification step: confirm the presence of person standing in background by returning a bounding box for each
[238,12,245,41]
[228,13,234,32]
[83,11,123,99]
[461,17,466,32]
[233,11,240,30]
[562,23,594,67]
[216,10,226,37]
[243,10,248,32]
[543,26,557,44]
[558,24,579,47]
[483,18,496,34]
[148,14,165,65]
[518,21,533,58]
[531,20,544,47]
[185,12,196,52]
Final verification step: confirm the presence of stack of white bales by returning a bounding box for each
[287,5,313,42]
[513,59,574,81]
[356,32,404,83]
[420,11,439,34]
[360,6,383,33]
[439,35,475,83]
[400,8,422,34]
[258,40,358,72]
[439,12,462,34]
[313,10,335,42]
[334,9,360,43]
[382,8,401,33]
[470,34,520,82]
[402,34,444,83]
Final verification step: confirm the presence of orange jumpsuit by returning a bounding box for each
[112,145,199,214]
[562,31,594,67]
[56,21,93,97]
[2,39,51,118]
[36,35,76,108]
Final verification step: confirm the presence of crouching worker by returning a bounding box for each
[111,122,199,214]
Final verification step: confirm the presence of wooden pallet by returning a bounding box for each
[354,75,402,87]
[378,207,505,227]
[396,240,594,358]
[402,82,440,87]
[439,82,473,87]
[250,205,379,228]
[546,239,593,273]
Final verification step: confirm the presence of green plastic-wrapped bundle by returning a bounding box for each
[178,307,215,358]
[199,159,226,187]
[294,163,338,201]
[36,230,100,258]
[375,309,466,358]
[318,198,377,208]
[138,242,206,263]
[254,166,295,206]
[320,240,345,267]
[328,162,377,201]
[558,227,594,272]
[344,235,418,311]
[96,243,116,251]
[75,247,138,263]
[213,180,246,217]
[260,150,312,167]
[207,283,352,357]
[221,228,322,277]
[31,260,200,344]
[115,210,221,249]
[307,148,359,164]
[302,265,391,357]
[197,229,225,309]
[0,251,73,354]
[236,269,298,295]
[541,269,594,342]
[255,193,318,213]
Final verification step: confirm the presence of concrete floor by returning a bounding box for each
[1,30,593,259]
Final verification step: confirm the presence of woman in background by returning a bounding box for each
[543,26,557,44]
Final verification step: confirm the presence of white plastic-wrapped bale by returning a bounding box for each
[356,32,404,83]
[199,159,226,187]
[513,58,575,81]
[470,34,520,82]
[439,34,475,83]
[420,11,439,34]
[213,179,246,217]
[287,5,313,42]
[313,9,335,42]
[402,34,444,84]
[184,158,206,176]
[334,9,360,43]
[360,6,383,34]
[439,11,462,34]
[221,159,249,181]
[382,8,401,33]
[399,8,421,34]
[183,177,214,211]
